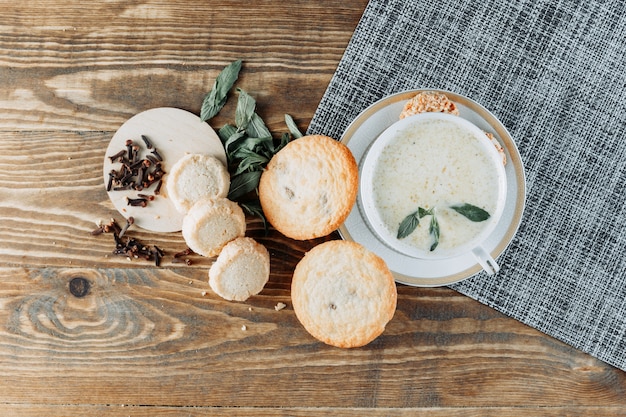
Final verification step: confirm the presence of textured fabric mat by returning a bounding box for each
[308,0,626,370]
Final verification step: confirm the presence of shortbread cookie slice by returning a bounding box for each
[291,240,397,348]
[166,153,230,214]
[258,135,358,240]
[181,196,246,257]
[208,237,270,302]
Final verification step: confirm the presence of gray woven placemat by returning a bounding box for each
[308,0,626,370]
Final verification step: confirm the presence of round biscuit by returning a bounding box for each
[166,153,230,214]
[258,135,358,240]
[291,240,397,348]
[181,196,246,257]
[208,237,270,302]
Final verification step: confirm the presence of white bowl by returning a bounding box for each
[359,112,507,273]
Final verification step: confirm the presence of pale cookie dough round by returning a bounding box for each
[181,196,246,257]
[208,237,270,302]
[291,240,397,348]
[166,153,230,214]
[258,135,358,240]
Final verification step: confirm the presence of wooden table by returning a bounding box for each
[1,1,625,415]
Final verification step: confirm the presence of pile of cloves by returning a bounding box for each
[92,217,197,267]
[92,217,164,266]
[107,134,165,207]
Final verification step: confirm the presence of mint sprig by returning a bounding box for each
[397,207,438,251]
[450,203,491,222]
[202,60,304,231]
[200,60,242,121]
[397,203,489,251]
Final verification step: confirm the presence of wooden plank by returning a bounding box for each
[2,405,626,417]
[0,1,364,132]
[0,267,624,408]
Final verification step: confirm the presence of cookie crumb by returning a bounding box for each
[275,302,287,311]
[201,291,207,296]
[248,307,253,311]
[241,325,247,331]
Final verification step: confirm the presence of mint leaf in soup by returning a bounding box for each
[450,203,491,222]
[429,214,440,251]
[418,207,433,218]
[200,60,242,121]
[397,211,420,239]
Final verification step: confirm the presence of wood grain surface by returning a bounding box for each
[1,1,626,415]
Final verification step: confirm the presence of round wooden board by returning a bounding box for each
[102,107,226,233]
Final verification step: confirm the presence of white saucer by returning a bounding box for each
[339,90,526,287]
[103,107,226,233]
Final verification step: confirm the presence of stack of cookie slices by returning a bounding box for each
[167,153,269,302]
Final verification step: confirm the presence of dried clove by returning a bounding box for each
[113,183,134,191]
[125,139,134,162]
[150,147,163,162]
[108,149,127,163]
[174,247,194,258]
[153,179,163,195]
[104,218,122,235]
[171,257,192,266]
[141,134,153,149]
[106,170,116,192]
[118,216,134,239]
[137,193,155,201]
[152,245,164,267]
[127,197,148,207]
[146,154,160,165]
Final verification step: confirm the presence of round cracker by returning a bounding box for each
[258,135,358,240]
[291,240,397,348]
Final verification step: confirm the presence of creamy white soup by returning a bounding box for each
[371,118,501,254]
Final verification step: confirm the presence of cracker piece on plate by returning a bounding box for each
[399,91,460,119]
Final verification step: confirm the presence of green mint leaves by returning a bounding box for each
[450,203,491,222]
[202,60,304,231]
[285,114,303,139]
[201,60,242,122]
[397,211,420,239]
[428,214,440,251]
[397,203,489,251]
[396,207,439,251]
[397,207,433,239]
